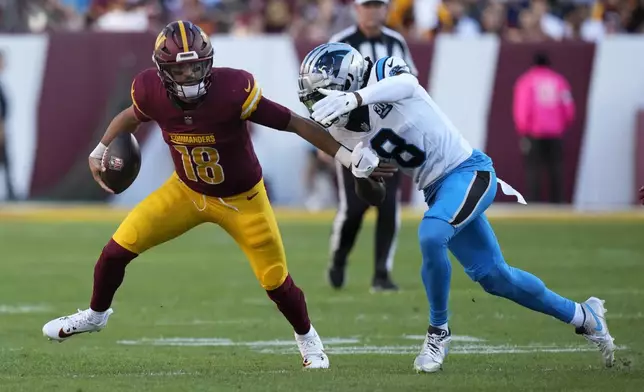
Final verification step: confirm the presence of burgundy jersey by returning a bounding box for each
[131,67,291,197]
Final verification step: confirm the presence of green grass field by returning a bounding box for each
[1,211,643,391]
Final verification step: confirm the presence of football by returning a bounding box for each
[354,176,386,206]
[100,133,141,194]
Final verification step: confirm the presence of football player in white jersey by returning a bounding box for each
[298,43,616,372]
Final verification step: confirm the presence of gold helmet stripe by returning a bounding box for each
[177,21,189,53]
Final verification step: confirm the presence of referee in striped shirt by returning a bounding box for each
[326,0,417,292]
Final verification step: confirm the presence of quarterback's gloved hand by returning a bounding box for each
[311,89,359,127]
[351,142,379,179]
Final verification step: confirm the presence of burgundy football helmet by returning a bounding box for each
[153,21,214,101]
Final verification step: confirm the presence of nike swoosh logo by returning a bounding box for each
[387,58,394,67]
[58,328,82,339]
[584,304,603,332]
[244,80,251,93]
[246,191,259,201]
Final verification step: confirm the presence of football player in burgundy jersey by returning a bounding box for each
[42,20,392,369]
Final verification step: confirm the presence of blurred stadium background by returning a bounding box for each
[0,0,642,211]
[0,1,643,391]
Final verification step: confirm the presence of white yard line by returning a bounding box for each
[0,304,52,314]
[116,335,626,357]
[257,344,628,355]
[402,334,485,342]
[154,318,264,326]
[117,337,359,347]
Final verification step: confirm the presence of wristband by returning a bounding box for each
[90,142,107,159]
[334,146,352,169]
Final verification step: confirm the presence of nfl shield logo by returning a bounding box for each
[109,156,124,171]
[184,116,193,125]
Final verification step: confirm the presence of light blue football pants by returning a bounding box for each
[419,166,576,327]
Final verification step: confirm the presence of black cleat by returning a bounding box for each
[328,267,345,289]
[370,275,399,293]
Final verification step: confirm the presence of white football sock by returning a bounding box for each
[88,309,107,323]
[569,303,585,328]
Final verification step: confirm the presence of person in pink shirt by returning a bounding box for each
[513,52,575,203]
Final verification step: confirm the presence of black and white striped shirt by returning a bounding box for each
[329,25,418,76]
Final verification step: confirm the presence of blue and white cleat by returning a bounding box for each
[413,326,451,373]
[576,297,616,367]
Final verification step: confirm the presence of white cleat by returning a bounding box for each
[42,308,113,342]
[576,297,616,367]
[295,325,330,369]
[413,327,451,373]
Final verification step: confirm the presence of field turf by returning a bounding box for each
[0,208,643,391]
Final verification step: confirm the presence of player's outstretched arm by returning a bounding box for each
[354,72,417,105]
[284,112,352,165]
[246,96,396,179]
[285,113,397,179]
[88,106,142,193]
[245,94,351,165]
[355,56,419,105]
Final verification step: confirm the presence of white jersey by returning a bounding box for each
[329,56,473,190]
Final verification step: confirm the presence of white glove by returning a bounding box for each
[311,88,359,127]
[351,142,379,179]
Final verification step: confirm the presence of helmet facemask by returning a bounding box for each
[154,51,213,102]
[298,72,350,127]
[298,43,367,127]
[298,69,336,113]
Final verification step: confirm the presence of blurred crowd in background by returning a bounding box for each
[0,0,642,42]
